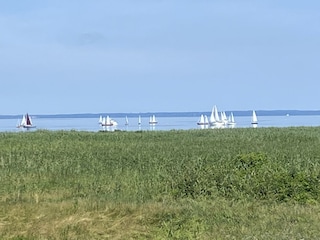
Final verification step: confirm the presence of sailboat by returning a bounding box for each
[228,112,236,126]
[213,105,223,127]
[149,115,158,125]
[101,115,118,126]
[125,116,129,126]
[221,111,228,125]
[98,115,103,125]
[18,113,36,129]
[204,115,209,126]
[251,110,258,126]
[197,114,209,125]
[197,114,205,125]
[209,106,216,126]
[138,115,141,125]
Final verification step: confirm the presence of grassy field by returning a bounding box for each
[1,127,320,239]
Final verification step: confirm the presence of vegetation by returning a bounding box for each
[1,127,320,239]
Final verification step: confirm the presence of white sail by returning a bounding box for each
[98,115,103,124]
[16,119,21,128]
[231,112,235,123]
[20,115,26,126]
[214,105,221,123]
[204,115,209,125]
[221,111,228,125]
[138,115,141,125]
[125,116,129,125]
[209,107,216,125]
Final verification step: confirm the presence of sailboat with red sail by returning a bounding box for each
[17,113,36,129]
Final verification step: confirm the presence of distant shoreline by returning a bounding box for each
[1,110,320,120]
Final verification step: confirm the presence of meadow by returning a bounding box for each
[1,127,320,239]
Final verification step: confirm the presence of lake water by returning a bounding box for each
[1,113,320,132]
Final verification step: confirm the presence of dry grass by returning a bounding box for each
[1,201,152,239]
[1,198,320,239]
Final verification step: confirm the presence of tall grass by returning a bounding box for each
[1,127,320,239]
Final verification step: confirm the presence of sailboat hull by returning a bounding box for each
[23,125,36,129]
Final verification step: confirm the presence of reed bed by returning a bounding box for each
[1,127,320,239]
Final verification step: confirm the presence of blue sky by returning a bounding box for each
[1,1,319,114]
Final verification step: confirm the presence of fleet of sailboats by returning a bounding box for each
[13,110,259,131]
[198,106,258,129]
[96,110,257,130]
[206,105,236,128]
[97,114,158,131]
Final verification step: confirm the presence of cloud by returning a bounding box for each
[77,32,106,46]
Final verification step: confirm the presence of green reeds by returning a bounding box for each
[1,128,320,239]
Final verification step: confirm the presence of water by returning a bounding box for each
[1,112,320,132]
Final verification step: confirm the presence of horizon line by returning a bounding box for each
[1,109,320,118]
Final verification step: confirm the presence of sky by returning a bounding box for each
[1,1,320,115]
